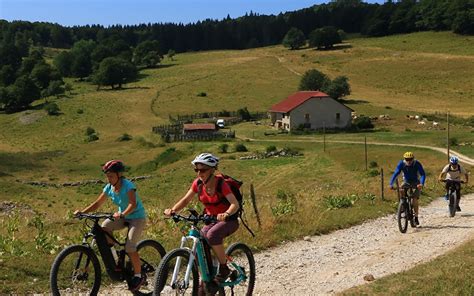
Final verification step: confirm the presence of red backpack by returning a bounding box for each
[197,174,254,237]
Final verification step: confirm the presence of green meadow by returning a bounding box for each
[0,31,473,293]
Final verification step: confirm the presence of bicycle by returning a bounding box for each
[441,179,464,217]
[153,209,255,295]
[50,212,166,296]
[396,183,417,233]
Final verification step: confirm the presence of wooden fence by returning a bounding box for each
[161,131,235,142]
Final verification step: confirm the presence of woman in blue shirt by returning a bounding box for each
[75,160,146,291]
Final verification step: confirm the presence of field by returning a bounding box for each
[0,31,473,293]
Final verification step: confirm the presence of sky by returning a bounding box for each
[0,0,384,27]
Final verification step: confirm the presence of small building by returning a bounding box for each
[183,123,216,135]
[269,91,353,131]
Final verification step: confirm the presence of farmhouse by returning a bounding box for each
[269,91,353,131]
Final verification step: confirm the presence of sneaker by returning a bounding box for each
[414,216,420,226]
[129,276,145,292]
[456,205,461,212]
[214,264,231,283]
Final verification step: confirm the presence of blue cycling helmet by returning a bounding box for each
[449,156,459,165]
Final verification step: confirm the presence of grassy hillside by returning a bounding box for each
[0,31,473,293]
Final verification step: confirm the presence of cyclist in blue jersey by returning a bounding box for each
[74,160,147,291]
[389,152,426,226]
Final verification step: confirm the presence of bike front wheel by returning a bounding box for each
[153,248,199,295]
[50,244,101,296]
[134,239,166,296]
[397,200,409,233]
[449,190,457,217]
[219,242,255,296]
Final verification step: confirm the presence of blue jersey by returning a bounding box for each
[389,159,426,186]
[103,179,146,219]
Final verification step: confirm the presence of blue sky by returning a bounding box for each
[1,0,384,27]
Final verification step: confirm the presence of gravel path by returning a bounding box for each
[253,193,474,295]
[99,194,474,295]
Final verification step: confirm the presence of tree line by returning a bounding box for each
[1,0,472,54]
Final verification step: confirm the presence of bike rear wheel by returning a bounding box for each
[133,239,166,296]
[154,248,199,295]
[50,244,101,296]
[397,200,409,233]
[449,190,457,217]
[218,243,255,296]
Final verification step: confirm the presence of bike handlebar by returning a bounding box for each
[170,212,218,225]
[440,179,465,183]
[75,212,114,221]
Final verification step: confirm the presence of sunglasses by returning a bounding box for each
[404,158,414,162]
[194,168,211,173]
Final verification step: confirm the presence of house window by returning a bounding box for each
[304,113,310,122]
[336,113,341,120]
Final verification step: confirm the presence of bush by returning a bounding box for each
[324,194,355,209]
[197,92,207,97]
[117,133,132,141]
[271,190,297,216]
[77,108,84,114]
[353,116,374,129]
[367,169,380,177]
[218,143,229,153]
[266,145,277,153]
[85,127,96,136]
[449,137,459,146]
[86,134,99,142]
[235,143,248,152]
[369,161,378,168]
[44,102,60,115]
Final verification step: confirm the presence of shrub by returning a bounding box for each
[353,116,374,129]
[266,145,277,153]
[44,102,60,115]
[218,143,229,153]
[369,161,378,168]
[367,169,380,177]
[86,134,99,142]
[271,190,297,216]
[77,108,84,114]
[117,133,132,141]
[197,92,207,97]
[449,137,459,146]
[324,194,355,209]
[85,127,96,136]
[235,143,248,152]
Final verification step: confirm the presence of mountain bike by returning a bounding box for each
[442,179,464,217]
[50,213,166,295]
[397,183,417,233]
[153,209,255,295]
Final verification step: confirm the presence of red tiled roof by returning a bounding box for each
[183,123,216,131]
[269,91,330,113]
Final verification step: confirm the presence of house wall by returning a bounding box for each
[288,97,352,130]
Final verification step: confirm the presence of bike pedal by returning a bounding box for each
[229,270,239,281]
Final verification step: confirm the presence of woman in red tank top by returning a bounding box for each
[164,153,240,283]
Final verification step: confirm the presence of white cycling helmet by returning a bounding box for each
[191,153,219,167]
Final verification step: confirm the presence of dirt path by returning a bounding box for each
[252,193,474,295]
[98,194,474,295]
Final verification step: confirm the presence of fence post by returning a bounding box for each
[250,183,261,227]
[364,136,368,171]
[381,168,384,201]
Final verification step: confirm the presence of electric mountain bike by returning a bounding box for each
[50,213,166,295]
[397,184,417,233]
[442,179,464,217]
[154,210,255,295]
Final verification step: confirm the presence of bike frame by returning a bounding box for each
[81,218,129,282]
[172,223,247,289]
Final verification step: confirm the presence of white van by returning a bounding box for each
[216,119,225,128]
